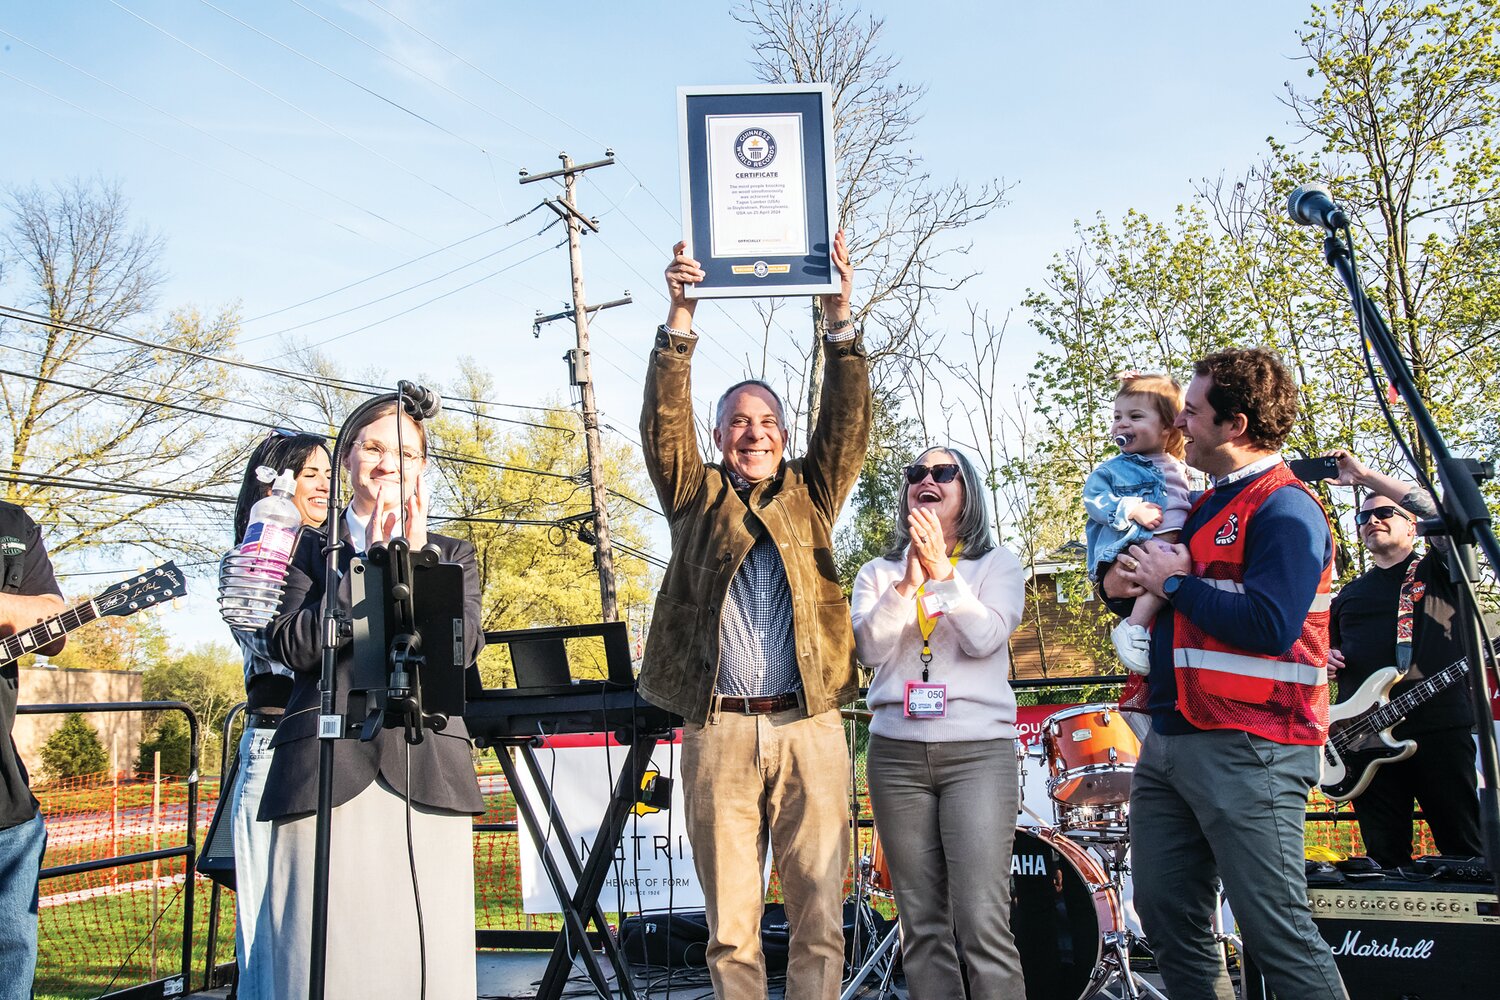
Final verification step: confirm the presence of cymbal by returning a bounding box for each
[840,708,873,721]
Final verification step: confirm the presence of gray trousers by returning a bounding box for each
[1131,728,1347,1000]
[867,735,1027,1000]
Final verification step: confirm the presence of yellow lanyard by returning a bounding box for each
[914,544,962,681]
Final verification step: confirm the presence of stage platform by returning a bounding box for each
[187,950,1176,998]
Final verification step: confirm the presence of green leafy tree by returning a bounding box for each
[427,364,659,687]
[140,642,243,740]
[1013,0,1500,620]
[833,398,918,591]
[1285,0,1500,475]
[136,714,193,777]
[40,611,169,672]
[40,713,108,781]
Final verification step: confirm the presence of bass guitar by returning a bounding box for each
[1319,638,1497,801]
[0,562,186,669]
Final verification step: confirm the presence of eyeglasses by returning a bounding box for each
[904,463,960,485]
[356,441,424,465]
[1354,505,1411,526]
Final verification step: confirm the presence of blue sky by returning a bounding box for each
[0,0,1321,644]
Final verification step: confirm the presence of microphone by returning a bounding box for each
[1286,183,1350,231]
[397,380,441,421]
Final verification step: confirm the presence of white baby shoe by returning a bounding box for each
[1111,620,1152,676]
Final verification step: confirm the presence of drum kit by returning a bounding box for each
[842,704,1189,1000]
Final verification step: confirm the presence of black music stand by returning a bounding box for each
[475,622,672,1000]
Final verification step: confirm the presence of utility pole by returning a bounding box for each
[521,151,628,622]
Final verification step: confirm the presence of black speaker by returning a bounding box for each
[197,750,239,891]
[618,902,890,971]
[1247,879,1500,999]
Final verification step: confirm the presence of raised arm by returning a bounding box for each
[640,243,707,517]
[804,230,872,519]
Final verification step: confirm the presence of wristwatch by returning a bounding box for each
[1162,573,1188,602]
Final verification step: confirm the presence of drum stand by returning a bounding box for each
[1087,838,1170,1000]
[840,910,900,1000]
[840,849,900,1000]
[840,707,901,1000]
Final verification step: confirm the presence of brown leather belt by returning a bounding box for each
[716,692,800,715]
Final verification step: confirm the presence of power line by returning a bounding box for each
[242,207,543,324]
[0,365,279,432]
[0,471,234,506]
[0,304,573,427]
[0,69,364,241]
[260,238,567,359]
[0,311,665,509]
[607,487,662,518]
[102,0,494,219]
[196,0,498,159]
[241,219,561,344]
[0,26,424,243]
[285,0,550,161]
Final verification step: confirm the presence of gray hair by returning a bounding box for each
[883,446,995,561]
[715,379,787,429]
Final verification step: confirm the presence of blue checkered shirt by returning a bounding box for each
[716,533,801,697]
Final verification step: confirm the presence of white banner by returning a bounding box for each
[516,733,706,914]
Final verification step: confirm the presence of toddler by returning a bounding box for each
[1083,373,1191,674]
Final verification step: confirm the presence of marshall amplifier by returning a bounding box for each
[1299,880,1499,999]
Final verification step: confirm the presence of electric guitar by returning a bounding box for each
[1318,637,1498,801]
[0,562,186,670]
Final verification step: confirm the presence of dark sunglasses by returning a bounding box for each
[1354,505,1411,526]
[904,463,960,485]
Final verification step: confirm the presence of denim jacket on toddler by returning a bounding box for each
[1084,452,1190,578]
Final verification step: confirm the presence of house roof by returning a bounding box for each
[1024,539,1087,580]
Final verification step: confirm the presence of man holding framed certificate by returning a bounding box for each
[638,229,870,999]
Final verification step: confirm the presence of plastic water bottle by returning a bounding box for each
[218,467,301,631]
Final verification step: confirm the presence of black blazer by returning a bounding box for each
[258,522,486,821]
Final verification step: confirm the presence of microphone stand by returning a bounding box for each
[1321,230,1500,901]
[306,383,438,999]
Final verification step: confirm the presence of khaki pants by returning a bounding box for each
[680,707,851,1000]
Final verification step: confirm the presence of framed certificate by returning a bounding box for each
[677,84,839,299]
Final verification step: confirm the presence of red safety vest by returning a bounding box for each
[1119,461,1333,745]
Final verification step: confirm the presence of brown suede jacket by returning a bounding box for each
[638,325,872,724]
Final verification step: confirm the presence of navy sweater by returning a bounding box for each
[1145,468,1334,735]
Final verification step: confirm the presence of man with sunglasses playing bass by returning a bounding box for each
[1325,449,1483,868]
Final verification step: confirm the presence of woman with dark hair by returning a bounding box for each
[223,430,330,1000]
[850,445,1028,999]
[260,401,484,1000]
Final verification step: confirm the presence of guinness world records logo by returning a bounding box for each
[734,128,777,169]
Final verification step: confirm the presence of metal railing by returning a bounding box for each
[20,700,201,1000]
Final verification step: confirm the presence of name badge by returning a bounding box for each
[904,681,947,719]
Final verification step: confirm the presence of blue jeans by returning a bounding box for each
[0,813,47,1000]
[230,727,276,1000]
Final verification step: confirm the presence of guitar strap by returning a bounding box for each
[1395,555,1422,674]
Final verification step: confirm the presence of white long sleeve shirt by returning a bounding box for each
[851,545,1026,742]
